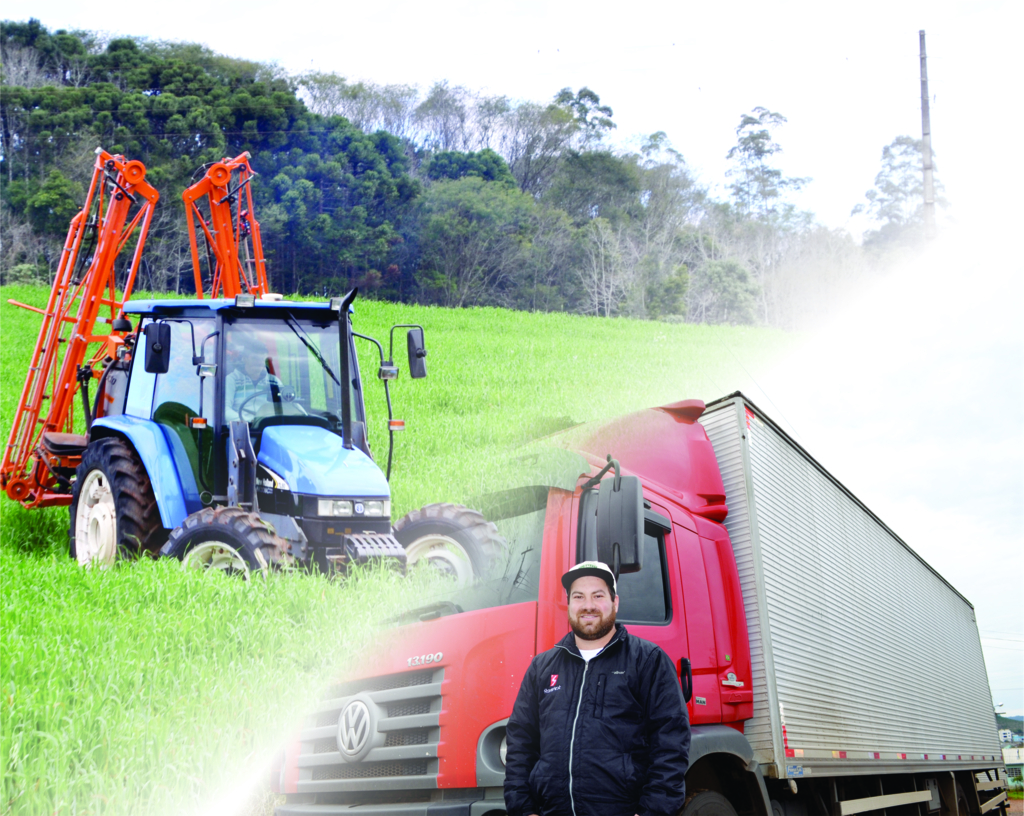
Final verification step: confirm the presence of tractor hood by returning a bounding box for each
[257,425,390,497]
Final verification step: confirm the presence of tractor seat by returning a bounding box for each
[41,432,89,456]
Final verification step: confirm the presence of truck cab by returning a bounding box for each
[274,399,757,813]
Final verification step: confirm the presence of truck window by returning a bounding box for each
[576,488,672,624]
[617,532,671,624]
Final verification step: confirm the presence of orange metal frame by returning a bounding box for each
[183,152,268,298]
[1,150,159,508]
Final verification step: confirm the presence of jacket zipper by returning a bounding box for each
[556,631,623,816]
[568,659,589,816]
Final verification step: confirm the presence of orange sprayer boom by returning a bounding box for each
[183,152,268,298]
[1,149,159,508]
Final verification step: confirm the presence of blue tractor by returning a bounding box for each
[69,290,440,576]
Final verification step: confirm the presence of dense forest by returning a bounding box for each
[0,20,942,328]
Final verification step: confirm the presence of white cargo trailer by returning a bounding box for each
[701,393,1007,814]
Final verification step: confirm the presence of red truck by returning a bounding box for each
[274,393,1008,816]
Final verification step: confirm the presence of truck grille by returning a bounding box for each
[312,760,430,780]
[298,667,443,795]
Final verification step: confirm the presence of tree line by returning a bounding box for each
[0,19,943,328]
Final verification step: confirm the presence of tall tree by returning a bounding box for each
[726,107,808,219]
[553,86,615,148]
[722,107,812,324]
[853,135,946,248]
[414,81,471,152]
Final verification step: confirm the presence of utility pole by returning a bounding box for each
[919,30,936,239]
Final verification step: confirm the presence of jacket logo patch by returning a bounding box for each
[613,670,625,674]
[550,674,559,687]
[543,685,562,694]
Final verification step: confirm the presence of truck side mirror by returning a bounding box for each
[144,323,171,374]
[407,328,427,379]
[595,475,643,575]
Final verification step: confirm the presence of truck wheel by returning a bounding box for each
[682,791,739,816]
[69,437,164,566]
[163,506,292,579]
[392,503,506,584]
[955,784,971,816]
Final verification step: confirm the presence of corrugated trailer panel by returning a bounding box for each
[702,394,1001,778]
[699,399,779,762]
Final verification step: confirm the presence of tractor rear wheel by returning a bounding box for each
[392,503,506,584]
[69,437,164,566]
[163,506,293,579]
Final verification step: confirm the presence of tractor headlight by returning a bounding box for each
[318,499,353,517]
[316,499,390,517]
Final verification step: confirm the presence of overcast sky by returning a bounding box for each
[23,0,1023,714]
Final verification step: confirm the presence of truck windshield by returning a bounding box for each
[222,317,350,432]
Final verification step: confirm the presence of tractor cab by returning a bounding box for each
[83,292,426,573]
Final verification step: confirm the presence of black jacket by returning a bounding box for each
[504,624,690,816]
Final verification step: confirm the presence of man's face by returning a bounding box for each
[242,353,266,381]
[568,575,619,641]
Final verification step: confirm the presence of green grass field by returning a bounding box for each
[0,284,791,815]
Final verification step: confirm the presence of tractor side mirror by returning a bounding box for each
[595,475,643,576]
[144,323,171,374]
[407,328,427,379]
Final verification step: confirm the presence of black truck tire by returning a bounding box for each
[392,503,506,584]
[163,506,292,578]
[69,437,165,566]
[682,791,740,816]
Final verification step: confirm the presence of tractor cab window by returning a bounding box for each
[222,318,350,436]
[152,318,217,497]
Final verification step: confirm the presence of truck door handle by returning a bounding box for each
[721,672,744,687]
[678,658,693,703]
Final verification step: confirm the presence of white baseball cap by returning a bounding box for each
[561,560,617,597]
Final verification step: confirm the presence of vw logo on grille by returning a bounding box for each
[337,699,373,761]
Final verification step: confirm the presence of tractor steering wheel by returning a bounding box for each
[236,386,306,422]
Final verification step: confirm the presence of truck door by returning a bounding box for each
[671,519,724,724]
[614,499,690,704]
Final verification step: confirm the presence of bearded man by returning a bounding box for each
[503,560,690,816]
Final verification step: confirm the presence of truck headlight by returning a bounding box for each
[318,499,353,517]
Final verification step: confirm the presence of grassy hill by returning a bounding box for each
[0,284,790,814]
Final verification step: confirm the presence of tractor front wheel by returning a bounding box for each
[69,437,164,567]
[392,503,506,584]
[163,506,292,579]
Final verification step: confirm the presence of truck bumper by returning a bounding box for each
[276,792,505,816]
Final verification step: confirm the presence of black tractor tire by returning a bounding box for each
[162,506,293,578]
[69,437,165,566]
[392,503,507,584]
[682,791,740,816]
